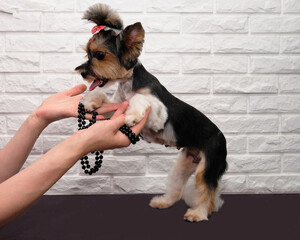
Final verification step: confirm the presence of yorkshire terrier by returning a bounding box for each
[75,3,227,222]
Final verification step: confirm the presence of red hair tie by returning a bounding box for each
[91,25,106,34]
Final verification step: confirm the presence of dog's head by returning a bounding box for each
[75,4,145,91]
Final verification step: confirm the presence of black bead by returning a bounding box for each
[85,170,89,174]
[82,166,86,169]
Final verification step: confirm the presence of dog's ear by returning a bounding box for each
[118,22,145,70]
[83,3,123,30]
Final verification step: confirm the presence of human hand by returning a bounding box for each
[79,101,151,153]
[33,84,120,126]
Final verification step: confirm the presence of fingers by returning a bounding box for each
[131,107,151,134]
[65,84,87,97]
[96,103,121,115]
[111,101,129,120]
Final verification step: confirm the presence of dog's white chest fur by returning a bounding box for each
[114,79,177,146]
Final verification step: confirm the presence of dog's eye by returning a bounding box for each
[94,51,106,60]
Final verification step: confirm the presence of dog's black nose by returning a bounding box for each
[81,72,87,78]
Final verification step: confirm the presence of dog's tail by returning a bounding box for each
[83,3,123,30]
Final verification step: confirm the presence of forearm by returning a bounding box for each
[0,131,87,228]
[0,112,48,182]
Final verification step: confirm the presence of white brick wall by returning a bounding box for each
[0,0,299,194]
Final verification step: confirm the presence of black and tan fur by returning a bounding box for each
[75,3,227,222]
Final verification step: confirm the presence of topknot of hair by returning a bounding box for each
[83,3,123,30]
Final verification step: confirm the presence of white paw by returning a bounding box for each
[184,208,208,222]
[149,195,174,209]
[80,88,108,112]
[125,94,150,126]
[125,109,146,127]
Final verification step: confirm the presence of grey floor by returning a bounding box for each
[0,194,299,240]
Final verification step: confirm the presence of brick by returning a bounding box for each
[5,74,76,93]
[148,155,178,174]
[251,16,300,33]
[217,0,281,13]
[281,36,300,53]
[227,155,280,173]
[44,118,76,135]
[214,76,278,93]
[220,175,247,193]
[144,15,180,32]
[43,54,85,73]
[178,95,247,114]
[0,55,39,72]
[279,96,300,113]
[75,34,90,52]
[6,34,73,52]
[113,176,167,194]
[0,12,40,31]
[249,96,300,113]
[0,0,74,12]
[0,96,42,113]
[214,36,279,53]
[249,136,300,153]
[78,0,144,12]
[283,0,300,13]
[183,56,247,74]
[248,175,300,193]
[6,115,26,133]
[282,155,300,173]
[0,35,4,52]
[250,57,300,74]
[147,0,213,12]
[282,115,300,133]
[0,74,4,92]
[183,16,248,33]
[279,75,300,93]
[96,155,146,174]
[114,140,180,155]
[0,116,6,133]
[47,176,111,194]
[249,96,278,113]
[226,136,247,154]
[213,115,279,133]
[43,13,93,32]
[141,55,180,73]
[146,35,211,53]
[158,75,211,94]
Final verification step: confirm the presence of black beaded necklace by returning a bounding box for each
[77,102,140,175]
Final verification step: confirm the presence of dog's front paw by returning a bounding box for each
[184,208,208,222]
[124,109,145,127]
[125,94,150,126]
[149,195,174,209]
[80,89,108,112]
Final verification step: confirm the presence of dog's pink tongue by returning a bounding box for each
[89,79,100,91]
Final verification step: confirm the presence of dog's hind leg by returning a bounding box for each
[183,153,216,222]
[149,148,197,209]
[184,134,227,222]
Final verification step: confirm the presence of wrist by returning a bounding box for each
[27,111,49,135]
[70,130,91,157]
